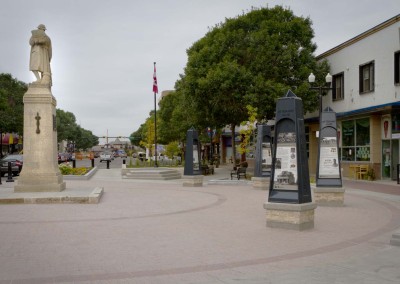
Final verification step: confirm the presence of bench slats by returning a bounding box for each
[230,167,247,180]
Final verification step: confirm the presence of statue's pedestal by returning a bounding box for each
[182,175,203,187]
[264,202,317,231]
[14,84,65,192]
[313,186,345,206]
[251,177,269,190]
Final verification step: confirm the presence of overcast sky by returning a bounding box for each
[0,0,398,143]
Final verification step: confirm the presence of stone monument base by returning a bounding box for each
[313,186,345,206]
[182,175,203,187]
[251,177,269,190]
[264,202,317,231]
[1,187,103,204]
[15,172,66,192]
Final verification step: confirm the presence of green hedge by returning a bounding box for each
[59,164,92,176]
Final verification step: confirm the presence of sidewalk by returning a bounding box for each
[0,167,399,283]
[343,178,400,195]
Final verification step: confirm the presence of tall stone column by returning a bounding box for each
[14,84,65,192]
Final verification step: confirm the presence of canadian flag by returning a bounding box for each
[153,62,158,94]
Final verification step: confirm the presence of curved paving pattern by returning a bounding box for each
[0,189,227,225]
[1,171,400,283]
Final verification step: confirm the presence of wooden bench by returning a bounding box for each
[230,167,247,180]
[201,165,214,175]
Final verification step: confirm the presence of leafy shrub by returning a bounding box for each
[58,163,92,175]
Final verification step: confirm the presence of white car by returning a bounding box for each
[150,154,168,161]
[100,151,113,162]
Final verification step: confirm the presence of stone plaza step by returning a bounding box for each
[121,167,182,180]
[207,178,249,185]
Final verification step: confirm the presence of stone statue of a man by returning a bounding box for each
[29,24,52,85]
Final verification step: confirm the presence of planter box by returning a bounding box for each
[63,167,98,180]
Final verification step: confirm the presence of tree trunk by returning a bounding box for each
[231,123,236,166]
[241,134,246,162]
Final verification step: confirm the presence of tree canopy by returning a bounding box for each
[173,5,329,160]
[179,5,329,126]
[0,72,98,151]
[56,109,98,150]
[131,6,330,159]
[157,90,195,143]
[0,73,26,134]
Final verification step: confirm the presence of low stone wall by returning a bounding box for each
[63,167,98,180]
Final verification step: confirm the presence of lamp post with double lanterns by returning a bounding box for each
[308,72,333,120]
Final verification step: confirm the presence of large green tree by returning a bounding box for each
[0,73,98,151]
[56,108,98,151]
[75,127,98,150]
[56,109,79,143]
[177,5,329,163]
[0,73,26,135]
[129,124,145,146]
[157,89,195,144]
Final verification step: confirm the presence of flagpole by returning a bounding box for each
[153,62,158,167]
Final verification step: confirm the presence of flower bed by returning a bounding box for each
[59,163,92,175]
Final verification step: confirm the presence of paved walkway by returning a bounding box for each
[0,166,399,283]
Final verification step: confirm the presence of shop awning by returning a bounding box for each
[1,133,19,145]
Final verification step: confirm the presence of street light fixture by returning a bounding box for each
[308,72,333,120]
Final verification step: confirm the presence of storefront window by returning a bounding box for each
[356,118,370,145]
[340,118,370,161]
[342,121,354,146]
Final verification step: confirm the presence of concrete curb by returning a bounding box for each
[62,166,98,180]
[0,187,104,204]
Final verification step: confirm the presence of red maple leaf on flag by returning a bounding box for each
[153,63,158,94]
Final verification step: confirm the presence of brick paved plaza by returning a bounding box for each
[0,166,399,283]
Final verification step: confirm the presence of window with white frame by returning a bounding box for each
[332,72,344,101]
[395,51,400,84]
[359,61,374,93]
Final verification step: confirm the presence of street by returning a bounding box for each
[75,156,126,169]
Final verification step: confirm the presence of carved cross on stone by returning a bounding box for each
[35,112,41,134]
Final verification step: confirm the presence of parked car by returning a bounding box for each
[115,150,127,158]
[58,153,70,164]
[137,152,147,161]
[100,151,113,162]
[0,154,23,176]
[150,153,169,161]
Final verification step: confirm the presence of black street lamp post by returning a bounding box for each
[308,72,333,120]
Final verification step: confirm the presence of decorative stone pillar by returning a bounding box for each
[265,90,316,231]
[182,127,203,187]
[264,202,317,231]
[14,84,66,192]
[182,175,204,187]
[313,186,345,206]
[251,177,269,190]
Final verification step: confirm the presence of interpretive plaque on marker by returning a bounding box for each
[254,124,273,177]
[184,127,202,176]
[268,90,312,204]
[316,107,342,187]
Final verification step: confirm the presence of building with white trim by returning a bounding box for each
[306,14,400,180]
